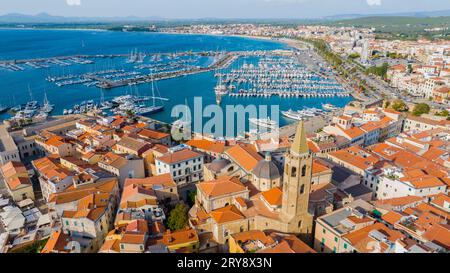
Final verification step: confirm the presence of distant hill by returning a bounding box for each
[1,10,450,26]
[0,12,165,23]
[329,16,450,28]
[323,9,450,20]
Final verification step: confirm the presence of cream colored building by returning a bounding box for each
[0,161,35,202]
[189,121,315,248]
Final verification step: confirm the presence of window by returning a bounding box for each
[300,184,305,194]
[301,165,307,177]
[323,229,326,234]
[334,237,338,243]
[344,243,347,249]
[291,167,297,177]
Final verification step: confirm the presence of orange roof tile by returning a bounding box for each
[210,205,245,224]
[157,148,202,164]
[225,143,263,172]
[261,187,282,207]
[186,139,226,154]
[197,176,247,198]
[138,128,170,140]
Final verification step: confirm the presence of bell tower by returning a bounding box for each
[280,121,313,234]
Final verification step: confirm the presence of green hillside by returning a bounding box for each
[327,16,450,40]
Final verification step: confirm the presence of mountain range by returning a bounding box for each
[1,10,450,24]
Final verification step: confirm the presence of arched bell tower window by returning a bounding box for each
[301,165,307,177]
[291,167,297,177]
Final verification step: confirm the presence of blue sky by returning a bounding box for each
[1,0,450,18]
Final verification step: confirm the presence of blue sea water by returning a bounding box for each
[0,28,352,135]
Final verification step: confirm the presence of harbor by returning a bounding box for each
[213,51,351,104]
[0,29,353,135]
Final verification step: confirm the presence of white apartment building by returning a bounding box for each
[155,147,204,198]
[377,168,446,200]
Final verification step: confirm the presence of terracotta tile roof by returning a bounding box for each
[186,139,226,154]
[210,205,245,224]
[157,148,202,165]
[422,224,450,250]
[159,228,199,246]
[99,238,120,253]
[328,146,380,171]
[414,203,450,220]
[342,126,365,139]
[197,176,247,198]
[262,233,316,253]
[0,161,31,190]
[343,223,404,253]
[430,193,450,209]
[403,175,445,189]
[151,144,169,154]
[45,136,69,147]
[125,173,176,189]
[312,159,331,174]
[116,136,151,153]
[41,230,70,253]
[6,177,31,190]
[261,187,282,207]
[99,152,128,169]
[1,161,27,178]
[361,121,383,133]
[49,178,117,205]
[234,197,247,208]
[231,230,275,251]
[121,232,146,245]
[120,184,157,209]
[61,191,112,221]
[225,143,263,172]
[376,196,425,207]
[382,211,404,226]
[138,128,170,140]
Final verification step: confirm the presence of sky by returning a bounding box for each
[1,0,450,19]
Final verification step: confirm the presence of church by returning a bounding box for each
[188,121,314,248]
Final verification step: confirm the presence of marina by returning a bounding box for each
[0,29,353,135]
[214,52,351,104]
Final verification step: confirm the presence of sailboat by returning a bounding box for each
[41,93,54,113]
[135,74,165,115]
[215,71,227,105]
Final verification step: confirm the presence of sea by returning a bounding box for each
[0,28,353,136]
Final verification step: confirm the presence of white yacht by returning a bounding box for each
[282,109,304,121]
[249,117,278,130]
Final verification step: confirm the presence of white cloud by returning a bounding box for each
[66,0,81,6]
[366,0,382,6]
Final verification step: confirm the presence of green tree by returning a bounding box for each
[366,62,389,79]
[348,53,360,59]
[435,110,449,117]
[412,103,430,116]
[391,99,408,112]
[167,203,189,231]
[187,191,197,207]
